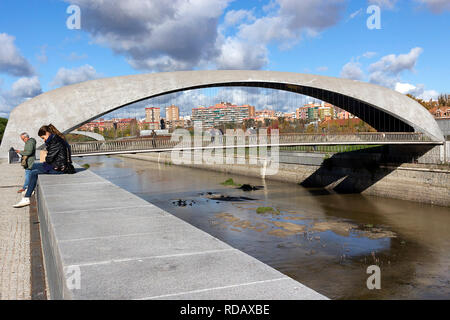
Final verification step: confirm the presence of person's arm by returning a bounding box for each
[64,140,72,163]
[19,139,35,156]
[45,141,59,164]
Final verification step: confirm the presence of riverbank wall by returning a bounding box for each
[119,151,450,207]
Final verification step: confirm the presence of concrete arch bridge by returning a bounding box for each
[0,70,444,157]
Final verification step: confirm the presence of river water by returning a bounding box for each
[75,156,450,299]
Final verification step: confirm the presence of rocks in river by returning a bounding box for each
[172,199,196,207]
[173,199,187,207]
[205,192,255,202]
[238,184,263,191]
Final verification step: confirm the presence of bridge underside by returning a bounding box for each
[180,82,415,133]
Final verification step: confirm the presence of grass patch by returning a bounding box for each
[221,178,241,187]
[81,163,90,169]
[256,207,280,215]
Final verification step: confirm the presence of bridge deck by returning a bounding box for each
[69,133,442,157]
[71,141,443,157]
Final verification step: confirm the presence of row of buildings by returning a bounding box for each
[79,100,449,133]
[295,102,356,122]
[79,102,354,132]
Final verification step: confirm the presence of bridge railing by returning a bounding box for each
[69,132,428,155]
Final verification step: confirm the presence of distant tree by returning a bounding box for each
[0,117,7,143]
[438,94,449,106]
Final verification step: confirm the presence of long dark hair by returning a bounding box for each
[38,124,66,141]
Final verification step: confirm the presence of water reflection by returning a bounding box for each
[76,156,450,299]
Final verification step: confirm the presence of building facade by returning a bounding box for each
[192,102,254,128]
[166,105,180,122]
[145,107,161,130]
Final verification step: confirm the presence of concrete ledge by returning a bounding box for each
[36,167,327,300]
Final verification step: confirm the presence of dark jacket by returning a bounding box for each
[45,134,69,170]
[20,137,36,169]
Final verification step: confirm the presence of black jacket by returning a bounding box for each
[45,134,69,170]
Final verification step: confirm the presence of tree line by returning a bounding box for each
[0,117,7,144]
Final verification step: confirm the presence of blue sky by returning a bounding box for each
[0,0,449,118]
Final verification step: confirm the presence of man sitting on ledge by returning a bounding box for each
[13,124,72,208]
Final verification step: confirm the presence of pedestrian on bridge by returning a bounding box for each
[13,125,73,208]
[15,132,36,194]
[151,130,157,148]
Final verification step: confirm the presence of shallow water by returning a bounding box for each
[76,156,450,299]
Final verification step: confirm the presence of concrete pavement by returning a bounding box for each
[37,166,328,300]
[0,160,31,300]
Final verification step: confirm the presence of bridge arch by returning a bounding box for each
[0,70,444,155]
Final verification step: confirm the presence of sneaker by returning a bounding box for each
[13,197,30,208]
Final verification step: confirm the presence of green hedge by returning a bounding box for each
[0,118,7,144]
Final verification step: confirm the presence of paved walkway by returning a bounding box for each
[38,167,327,300]
[0,160,31,300]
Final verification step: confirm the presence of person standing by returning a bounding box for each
[151,129,157,148]
[15,132,36,194]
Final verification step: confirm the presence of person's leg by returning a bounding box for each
[24,170,40,198]
[23,169,31,189]
[15,165,63,208]
[24,164,50,198]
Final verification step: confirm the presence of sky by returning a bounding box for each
[0,0,449,118]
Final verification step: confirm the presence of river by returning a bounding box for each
[75,155,450,299]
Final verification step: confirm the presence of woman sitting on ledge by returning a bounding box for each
[13,124,73,208]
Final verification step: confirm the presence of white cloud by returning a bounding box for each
[0,33,34,77]
[67,52,88,61]
[368,0,398,9]
[50,64,101,88]
[37,45,48,64]
[67,0,231,72]
[349,8,363,19]
[368,47,423,88]
[64,0,347,72]
[109,86,316,119]
[0,76,42,117]
[395,82,439,100]
[362,51,377,59]
[341,61,364,80]
[10,76,42,98]
[415,0,450,13]
[215,36,268,70]
[224,9,255,26]
[216,0,347,69]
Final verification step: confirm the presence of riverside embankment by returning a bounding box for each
[119,150,450,207]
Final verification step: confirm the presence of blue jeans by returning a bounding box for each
[23,169,32,189]
[25,162,63,198]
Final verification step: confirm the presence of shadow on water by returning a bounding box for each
[301,145,436,193]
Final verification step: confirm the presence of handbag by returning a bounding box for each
[21,155,28,169]
[63,162,76,174]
